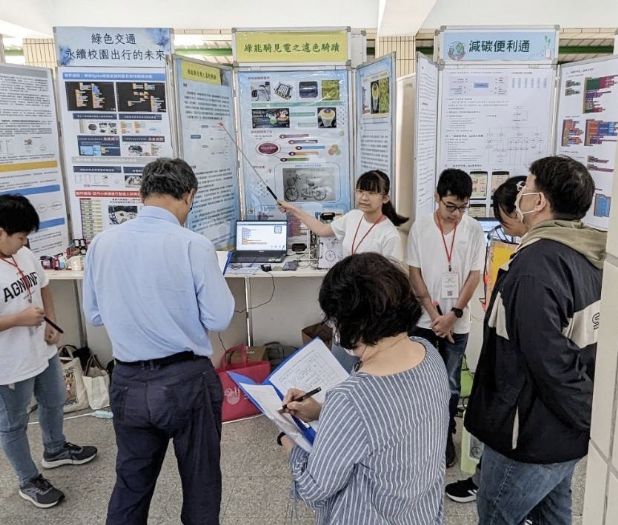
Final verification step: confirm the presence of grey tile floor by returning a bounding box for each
[0,412,586,524]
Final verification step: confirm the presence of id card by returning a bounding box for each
[441,272,460,299]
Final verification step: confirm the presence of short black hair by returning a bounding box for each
[437,169,473,199]
[529,156,595,220]
[0,194,39,234]
[319,253,421,350]
[492,176,527,223]
[140,158,198,200]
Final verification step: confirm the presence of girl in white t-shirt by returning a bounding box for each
[278,170,407,263]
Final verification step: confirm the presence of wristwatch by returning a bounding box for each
[451,307,464,319]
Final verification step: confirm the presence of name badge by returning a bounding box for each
[441,272,460,299]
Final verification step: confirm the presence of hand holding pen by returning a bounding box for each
[280,387,322,422]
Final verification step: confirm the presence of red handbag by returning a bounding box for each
[216,345,271,422]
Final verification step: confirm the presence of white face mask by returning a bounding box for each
[515,192,541,223]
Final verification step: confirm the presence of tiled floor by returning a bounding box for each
[0,412,586,524]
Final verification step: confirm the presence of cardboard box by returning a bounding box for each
[229,345,268,365]
[301,323,333,350]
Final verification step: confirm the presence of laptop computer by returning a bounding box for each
[230,220,288,263]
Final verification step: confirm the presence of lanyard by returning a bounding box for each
[351,214,384,255]
[1,256,33,302]
[436,212,457,272]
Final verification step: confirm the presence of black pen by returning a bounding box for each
[279,387,322,413]
[44,316,64,334]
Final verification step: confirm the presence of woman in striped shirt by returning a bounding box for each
[280,253,450,524]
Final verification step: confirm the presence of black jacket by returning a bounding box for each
[465,231,603,464]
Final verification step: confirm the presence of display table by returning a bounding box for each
[45,257,328,347]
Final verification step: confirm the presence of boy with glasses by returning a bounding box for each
[0,194,97,509]
[406,169,485,467]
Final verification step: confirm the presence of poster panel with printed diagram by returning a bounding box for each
[237,69,352,230]
[437,66,555,217]
[0,64,69,256]
[355,54,396,191]
[58,68,173,240]
[556,56,618,230]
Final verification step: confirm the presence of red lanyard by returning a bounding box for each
[351,215,384,254]
[436,213,457,272]
[1,256,33,302]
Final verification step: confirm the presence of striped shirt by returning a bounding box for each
[289,338,449,524]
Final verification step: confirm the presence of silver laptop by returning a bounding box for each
[231,220,288,263]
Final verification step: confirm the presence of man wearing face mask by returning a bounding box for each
[84,158,234,525]
[465,156,606,525]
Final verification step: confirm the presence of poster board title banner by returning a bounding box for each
[234,31,349,63]
[440,28,557,64]
[54,27,172,67]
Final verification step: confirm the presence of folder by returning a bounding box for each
[228,338,349,451]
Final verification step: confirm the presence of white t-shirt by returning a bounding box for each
[0,247,54,385]
[406,213,485,333]
[330,209,403,263]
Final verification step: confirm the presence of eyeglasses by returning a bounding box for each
[516,181,526,191]
[440,199,469,213]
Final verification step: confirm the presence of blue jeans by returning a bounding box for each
[413,327,468,433]
[0,354,66,486]
[478,446,578,525]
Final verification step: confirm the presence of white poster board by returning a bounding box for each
[57,68,174,240]
[438,66,555,218]
[555,56,618,230]
[0,64,69,256]
[237,69,352,224]
[355,54,396,187]
[174,57,239,249]
[413,54,439,221]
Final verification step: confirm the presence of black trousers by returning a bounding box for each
[106,357,223,525]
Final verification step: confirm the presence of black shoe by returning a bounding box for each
[446,433,456,468]
[19,474,65,508]
[445,477,478,503]
[42,442,98,469]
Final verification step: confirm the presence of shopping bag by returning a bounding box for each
[83,355,110,410]
[216,345,271,422]
[58,345,89,413]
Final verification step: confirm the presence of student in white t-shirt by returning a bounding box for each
[0,195,97,509]
[406,169,485,468]
[279,170,408,371]
[278,170,407,262]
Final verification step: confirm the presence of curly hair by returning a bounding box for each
[319,253,421,350]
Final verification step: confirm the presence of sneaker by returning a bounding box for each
[445,477,478,503]
[41,442,98,469]
[19,474,65,508]
[446,433,457,468]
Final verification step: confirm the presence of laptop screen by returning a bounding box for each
[235,221,288,252]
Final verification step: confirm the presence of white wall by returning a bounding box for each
[423,0,618,28]
[0,0,379,37]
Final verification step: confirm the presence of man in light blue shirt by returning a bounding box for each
[83,158,234,525]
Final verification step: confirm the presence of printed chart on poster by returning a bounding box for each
[175,58,239,249]
[438,67,555,218]
[0,64,69,256]
[355,54,395,182]
[414,54,439,220]
[58,68,173,240]
[237,69,351,231]
[556,56,618,230]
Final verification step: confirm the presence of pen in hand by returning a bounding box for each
[44,316,64,334]
[279,387,322,413]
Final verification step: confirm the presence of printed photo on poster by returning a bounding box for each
[66,81,116,111]
[317,107,337,128]
[116,82,166,112]
[252,108,290,128]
